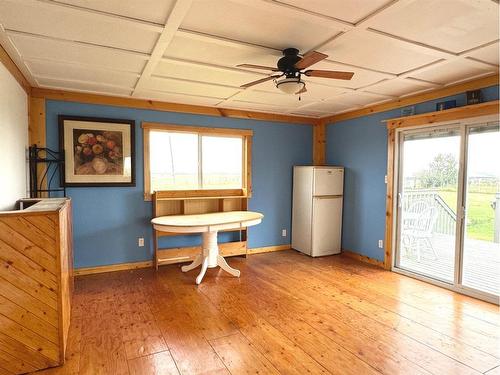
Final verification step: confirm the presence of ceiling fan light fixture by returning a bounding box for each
[276,77,305,94]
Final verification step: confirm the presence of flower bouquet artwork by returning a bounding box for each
[59,116,135,187]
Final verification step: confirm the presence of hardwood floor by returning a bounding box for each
[30,250,499,375]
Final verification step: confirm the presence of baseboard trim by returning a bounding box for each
[247,244,291,254]
[74,260,153,276]
[342,250,384,268]
[75,244,291,276]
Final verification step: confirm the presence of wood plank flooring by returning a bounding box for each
[30,250,500,375]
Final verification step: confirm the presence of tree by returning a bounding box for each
[417,153,458,188]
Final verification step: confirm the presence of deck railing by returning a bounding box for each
[403,190,457,235]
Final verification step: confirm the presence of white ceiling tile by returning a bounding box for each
[222,100,290,113]
[368,0,499,53]
[409,59,495,85]
[333,91,390,106]
[321,30,441,74]
[164,33,281,69]
[54,0,176,24]
[142,76,239,98]
[236,89,314,107]
[154,59,262,87]
[278,0,392,23]
[467,43,500,66]
[37,77,132,96]
[180,0,342,51]
[9,32,147,73]
[0,0,159,53]
[298,100,354,113]
[289,109,330,117]
[134,90,223,106]
[26,59,139,88]
[365,78,435,97]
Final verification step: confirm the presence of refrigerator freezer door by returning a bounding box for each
[312,196,343,256]
[314,168,343,196]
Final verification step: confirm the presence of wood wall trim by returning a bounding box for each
[30,87,316,125]
[0,43,30,94]
[342,249,385,268]
[322,74,499,124]
[74,244,290,276]
[384,128,396,270]
[247,244,291,254]
[142,121,253,135]
[313,120,326,165]
[29,97,46,147]
[385,100,500,129]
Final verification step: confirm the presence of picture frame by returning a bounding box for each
[59,115,135,187]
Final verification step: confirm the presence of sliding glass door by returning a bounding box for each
[462,124,500,297]
[394,120,499,303]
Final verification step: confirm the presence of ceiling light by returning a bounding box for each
[276,77,305,94]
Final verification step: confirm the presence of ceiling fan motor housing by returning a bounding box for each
[278,48,301,77]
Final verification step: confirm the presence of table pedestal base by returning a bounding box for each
[181,231,241,284]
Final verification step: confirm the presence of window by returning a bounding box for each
[143,123,252,200]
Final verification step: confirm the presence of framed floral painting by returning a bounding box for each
[59,115,135,187]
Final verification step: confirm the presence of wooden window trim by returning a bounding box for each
[142,122,252,201]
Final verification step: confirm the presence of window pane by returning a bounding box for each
[150,131,198,191]
[202,136,242,189]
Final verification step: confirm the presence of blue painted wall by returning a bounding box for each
[327,85,499,261]
[45,101,312,268]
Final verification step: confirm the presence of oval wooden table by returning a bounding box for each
[151,211,263,284]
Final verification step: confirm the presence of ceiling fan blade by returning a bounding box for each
[237,64,279,71]
[295,51,328,69]
[296,85,307,95]
[240,75,280,89]
[305,70,354,80]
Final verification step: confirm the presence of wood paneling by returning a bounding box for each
[324,74,499,124]
[31,88,315,125]
[0,199,73,374]
[47,251,500,374]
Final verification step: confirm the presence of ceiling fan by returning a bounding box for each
[237,48,354,95]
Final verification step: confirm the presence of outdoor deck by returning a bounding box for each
[399,234,500,297]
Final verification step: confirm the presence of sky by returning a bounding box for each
[403,126,499,179]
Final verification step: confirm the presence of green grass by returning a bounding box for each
[439,190,497,241]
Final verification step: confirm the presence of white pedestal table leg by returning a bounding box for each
[194,230,241,284]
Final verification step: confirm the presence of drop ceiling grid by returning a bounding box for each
[0,0,497,117]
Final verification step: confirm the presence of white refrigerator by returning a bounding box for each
[291,166,344,257]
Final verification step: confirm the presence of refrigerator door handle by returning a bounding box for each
[314,195,343,199]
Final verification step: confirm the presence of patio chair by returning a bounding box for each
[402,205,439,262]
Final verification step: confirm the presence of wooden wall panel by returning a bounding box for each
[0,199,73,373]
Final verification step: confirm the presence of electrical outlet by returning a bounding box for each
[378,240,383,248]
[138,237,145,247]
[281,229,287,237]
[384,175,388,184]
